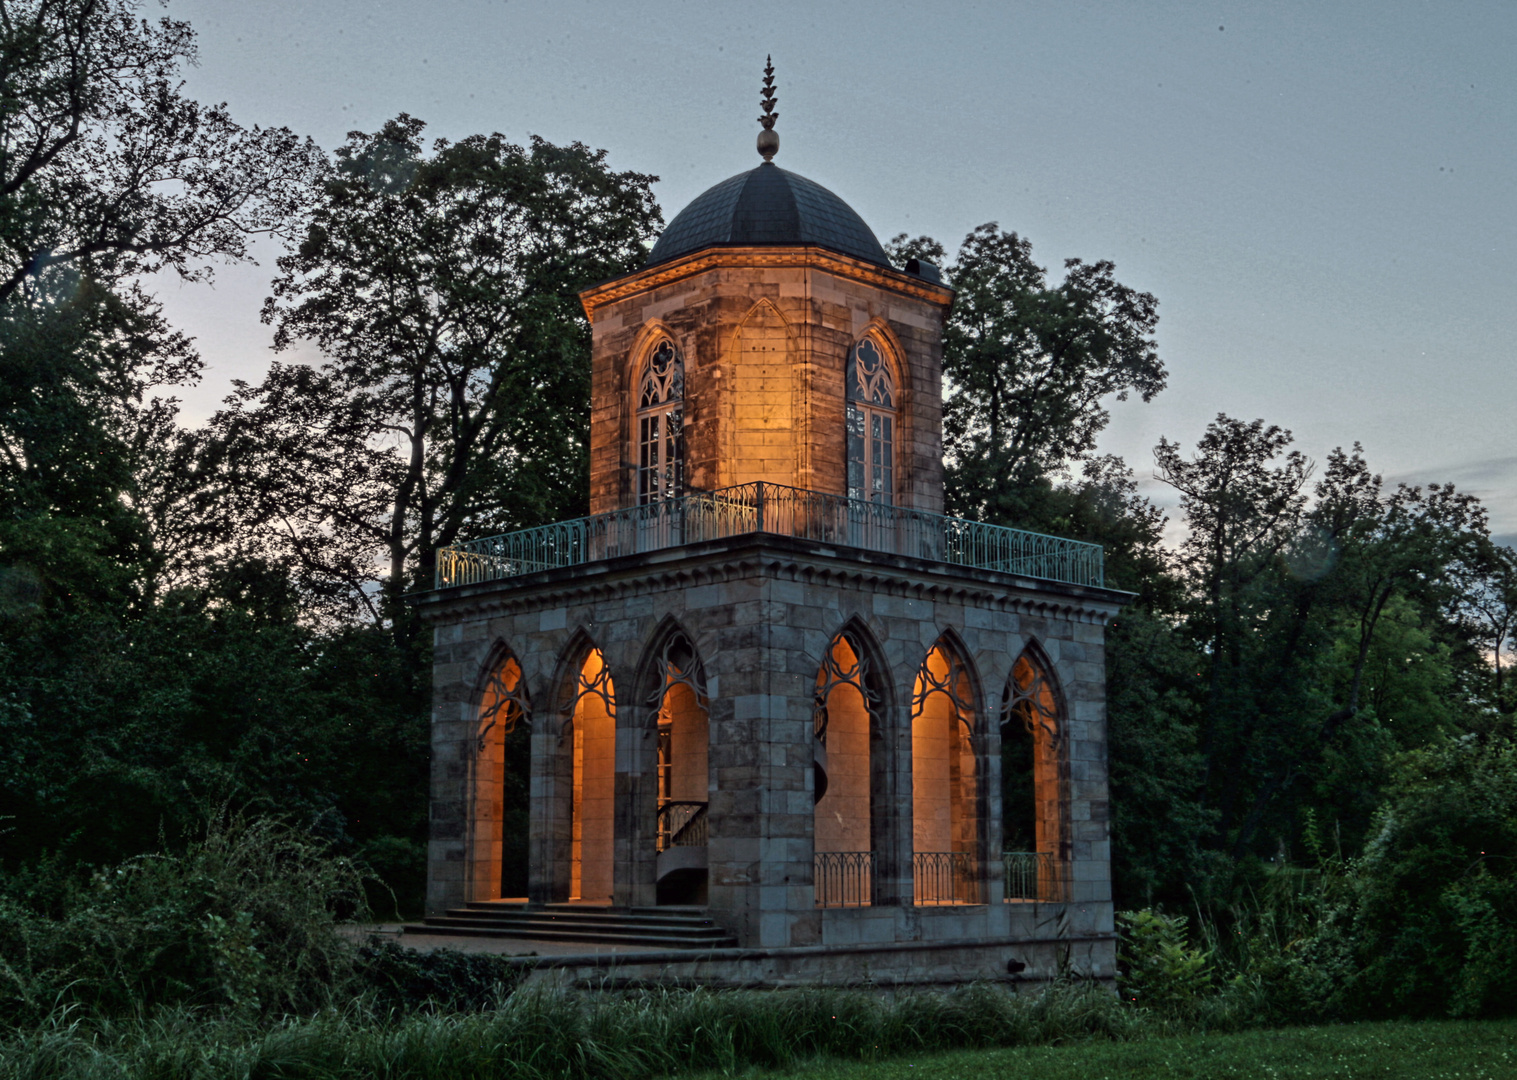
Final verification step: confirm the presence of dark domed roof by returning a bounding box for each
[647,162,891,268]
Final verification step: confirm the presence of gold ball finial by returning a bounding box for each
[757,55,779,161]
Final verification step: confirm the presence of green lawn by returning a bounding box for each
[694,1019,1517,1080]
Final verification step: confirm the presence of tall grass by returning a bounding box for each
[0,980,1146,1080]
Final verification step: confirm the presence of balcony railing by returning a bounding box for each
[1002,851,1069,902]
[435,482,1104,590]
[814,851,874,908]
[913,851,980,905]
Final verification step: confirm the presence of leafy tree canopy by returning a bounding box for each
[0,0,322,300]
[889,225,1165,525]
[214,116,662,628]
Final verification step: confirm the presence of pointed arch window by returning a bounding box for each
[911,640,981,905]
[999,649,1068,902]
[846,338,895,505]
[643,630,711,903]
[637,340,684,503]
[560,646,616,903]
[473,650,532,901]
[813,627,886,907]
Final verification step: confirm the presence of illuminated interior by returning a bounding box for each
[570,648,616,902]
[813,633,875,903]
[474,653,531,901]
[1002,650,1066,900]
[911,641,979,903]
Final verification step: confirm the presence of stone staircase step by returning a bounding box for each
[406,904,738,949]
[453,907,721,929]
[438,915,732,938]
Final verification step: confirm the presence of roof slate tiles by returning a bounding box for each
[647,163,891,268]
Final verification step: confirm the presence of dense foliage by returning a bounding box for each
[216,115,661,629]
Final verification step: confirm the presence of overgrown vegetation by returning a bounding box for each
[0,977,1205,1080]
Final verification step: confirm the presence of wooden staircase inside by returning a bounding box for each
[409,902,738,950]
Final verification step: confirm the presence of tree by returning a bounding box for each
[1155,419,1491,862]
[0,0,324,610]
[1451,542,1517,716]
[0,0,322,301]
[0,1,435,903]
[889,226,1165,523]
[215,116,661,630]
[1155,415,1312,842]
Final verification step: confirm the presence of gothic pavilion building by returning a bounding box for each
[414,78,1127,987]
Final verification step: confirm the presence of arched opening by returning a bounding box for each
[1000,647,1068,902]
[911,638,980,904]
[637,339,684,503]
[813,626,884,906]
[566,647,617,903]
[845,337,896,506]
[474,649,532,901]
[645,629,710,906]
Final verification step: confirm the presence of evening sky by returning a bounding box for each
[149,0,1517,543]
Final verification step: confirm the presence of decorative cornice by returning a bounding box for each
[415,542,1125,627]
[579,245,955,322]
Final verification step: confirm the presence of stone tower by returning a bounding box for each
[416,65,1125,986]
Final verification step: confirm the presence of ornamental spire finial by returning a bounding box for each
[757,55,779,161]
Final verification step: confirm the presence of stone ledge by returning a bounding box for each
[411,533,1130,625]
[404,930,1116,974]
[579,246,955,320]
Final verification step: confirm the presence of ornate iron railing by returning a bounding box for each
[913,851,980,905]
[656,801,708,852]
[436,482,1104,589]
[1002,851,1069,902]
[814,851,875,908]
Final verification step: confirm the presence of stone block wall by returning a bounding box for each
[418,534,1122,971]
[579,248,952,515]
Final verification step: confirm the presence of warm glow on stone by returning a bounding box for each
[571,648,616,902]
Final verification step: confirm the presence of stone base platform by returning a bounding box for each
[387,926,1116,991]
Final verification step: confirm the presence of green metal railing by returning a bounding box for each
[814,851,875,908]
[913,851,980,906]
[435,482,1104,590]
[1002,851,1069,902]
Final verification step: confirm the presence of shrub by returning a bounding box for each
[1116,909,1213,1014]
[355,938,526,1013]
[0,812,368,1024]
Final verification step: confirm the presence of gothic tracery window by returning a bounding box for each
[845,338,896,505]
[911,640,980,905]
[999,649,1068,901]
[813,627,885,907]
[637,340,684,503]
[561,646,616,903]
[645,630,710,903]
[475,650,532,900]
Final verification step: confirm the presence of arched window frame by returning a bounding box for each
[910,636,984,905]
[812,621,893,908]
[477,650,532,752]
[549,634,618,905]
[998,645,1071,902]
[636,339,684,503]
[468,644,533,902]
[637,624,712,872]
[845,336,897,506]
[1000,651,1063,751]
